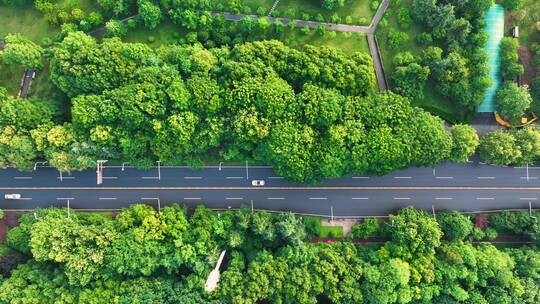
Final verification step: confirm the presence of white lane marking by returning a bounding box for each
[57,177,75,179]
[184,197,201,200]
[141,177,159,179]
[352,197,369,200]
[394,176,412,179]
[435,176,454,179]
[226,176,244,179]
[477,177,495,179]
[352,176,370,179]
[268,176,284,179]
[515,166,540,169]
[226,197,243,200]
[56,197,75,200]
[435,197,453,200]
[103,177,118,179]
[309,197,328,200]
[476,197,494,200]
[479,162,486,165]
[18,198,32,200]
[184,176,203,179]
[13,177,32,179]
[99,197,117,200]
[393,197,410,200]
[267,197,285,200]
[140,197,159,200]
[520,177,539,180]
[520,197,537,200]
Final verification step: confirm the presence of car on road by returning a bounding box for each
[251,180,265,186]
[4,193,21,200]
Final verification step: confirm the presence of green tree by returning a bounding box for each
[450,124,479,162]
[138,0,162,29]
[497,82,532,118]
[500,37,524,79]
[479,130,522,165]
[1,33,43,69]
[437,212,474,241]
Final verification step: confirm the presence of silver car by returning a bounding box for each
[4,193,21,200]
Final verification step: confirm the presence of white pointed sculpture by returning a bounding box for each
[204,250,226,292]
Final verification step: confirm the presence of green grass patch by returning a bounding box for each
[0,3,58,42]
[0,62,25,96]
[283,29,369,54]
[304,215,345,237]
[273,0,374,25]
[124,21,189,47]
[507,0,540,49]
[376,0,473,123]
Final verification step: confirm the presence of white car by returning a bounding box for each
[4,193,21,200]
[251,180,265,186]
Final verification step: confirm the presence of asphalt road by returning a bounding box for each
[1,161,539,216]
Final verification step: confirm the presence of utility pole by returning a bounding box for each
[67,199,70,219]
[251,200,254,212]
[121,162,129,171]
[157,160,161,180]
[432,205,436,219]
[526,163,530,182]
[33,161,46,171]
[205,250,227,292]
[245,160,249,180]
[219,162,223,171]
[330,206,334,226]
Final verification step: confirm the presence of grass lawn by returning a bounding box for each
[0,3,58,42]
[124,20,189,47]
[304,215,345,237]
[0,63,24,96]
[506,0,540,49]
[273,0,374,25]
[376,0,474,123]
[283,29,369,54]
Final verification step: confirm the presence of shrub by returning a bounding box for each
[147,36,155,43]
[417,32,433,45]
[345,16,353,24]
[387,29,409,49]
[471,227,485,240]
[256,7,267,16]
[351,218,381,239]
[6,227,30,254]
[437,212,474,241]
[484,227,498,240]
[315,13,325,22]
[371,0,380,11]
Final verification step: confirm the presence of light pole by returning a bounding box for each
[33,161,47,171]
[245,160,249,180]
[121,162,129,171]
[219,162,223,171]
[432,205,436,219]
[97,160,107,185]
[67,199,71,219]
[141,197,161,214]
[157,160,161,180]
[330,205,334,226]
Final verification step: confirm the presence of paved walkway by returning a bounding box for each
[216,0,390,91]
[18,69,35,98]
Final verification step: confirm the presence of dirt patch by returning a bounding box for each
[0,211,22,243]
[518,45,536,86]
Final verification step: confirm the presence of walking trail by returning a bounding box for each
[216,0,390,90]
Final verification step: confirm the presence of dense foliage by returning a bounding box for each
[496,82,532,118]
[407,0,491,107]
[0,206,538,303]
[500,37,525,80]
[479,125,540,166]
[0,33,44,69]
[0,32,479,182]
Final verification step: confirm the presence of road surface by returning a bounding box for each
[1,161,539,217]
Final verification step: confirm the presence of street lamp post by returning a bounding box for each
[157,160,161,180]
[33,161,47,171]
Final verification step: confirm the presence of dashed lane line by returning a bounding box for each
[435,176,454,179]
[309,197,328,200]
[520,198,537,200]
[352,176,370,179]
[183,197,201,200]
[267,197,285,200]
[435,197,453,200]
[476,197,495,200]
[99,197,117,200]
[477,177,496,180]
[13,177,32,179]
[226,177,244,179]
[184,177,203,180]
[352,197,369,200]
[394,197,410,200]
[393,176,412,179]
[226,197,243,200]
[268,176,285,179]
